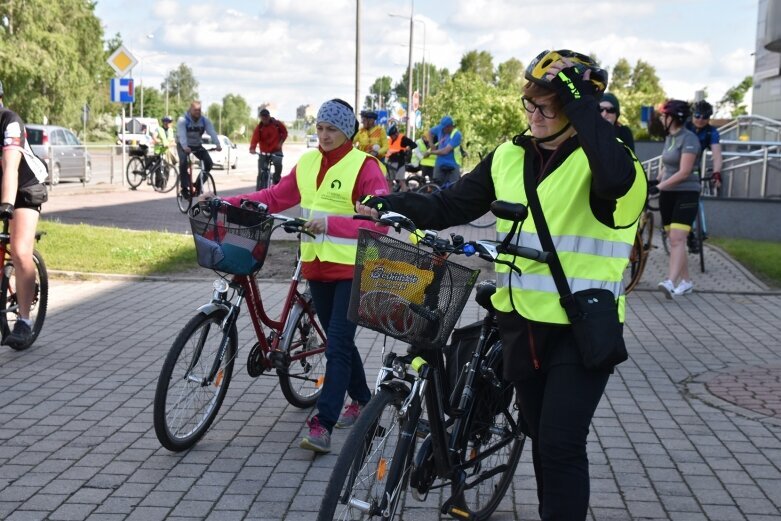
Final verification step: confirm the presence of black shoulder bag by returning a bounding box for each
[523,166,627,371]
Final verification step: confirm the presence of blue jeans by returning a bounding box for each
[308,279,371,432]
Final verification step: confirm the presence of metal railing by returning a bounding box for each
[641,115,781,199]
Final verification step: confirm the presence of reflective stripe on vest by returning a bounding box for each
[296,148,374,265]
[490,140,646,324]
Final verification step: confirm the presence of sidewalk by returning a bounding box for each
[1,188,780,519]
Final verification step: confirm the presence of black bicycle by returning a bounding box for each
[0,217,48,351]
[126,144,177,193]
[176,150,217,214]
[257,152,283,190]
[318,201,548,520]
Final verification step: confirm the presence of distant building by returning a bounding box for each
[296,104,315,121]
[751,0,781,119]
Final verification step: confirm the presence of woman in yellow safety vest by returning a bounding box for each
[222,99,389,454]
[358,49,646,519]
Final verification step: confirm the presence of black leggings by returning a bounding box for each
[515,363,610,520]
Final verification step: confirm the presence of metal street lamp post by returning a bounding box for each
[389,0,416,140]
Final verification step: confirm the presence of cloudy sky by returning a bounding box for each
[95,0,759,121]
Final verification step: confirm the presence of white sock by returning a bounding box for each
[20,318,33,327]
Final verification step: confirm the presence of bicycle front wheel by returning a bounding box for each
[451,346,525,519]
[1,250,48,351]
[126,157,145,189]
[153,310,238,451]
[696,206,706,273]
[201,172,217,196]
[318,385,419,521]
[176,184,192,214]
[623,232,644,294]
[277,294,326,408]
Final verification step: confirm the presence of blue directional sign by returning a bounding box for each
[110,78,135,103]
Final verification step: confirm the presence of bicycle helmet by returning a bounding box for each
[387,125,398,136]
[692,100,713,119]
[525,49,608,94]
[659,99,690,123]
[360,110,378,119]
[162,115,173,123]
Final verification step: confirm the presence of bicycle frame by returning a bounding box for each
[199,258,326,385]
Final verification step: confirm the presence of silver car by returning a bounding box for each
[25,124,92,185]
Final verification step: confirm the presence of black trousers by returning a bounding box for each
[177,145,213,192]
[515,363,610,520]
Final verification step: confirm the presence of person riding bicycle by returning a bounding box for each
[153,115,178,168]
[221,99,389,454]
[353,110,388,161]
[249,108,288,190]
[176,101,220,198]
[385,125,416,192]
[425,115,463,185]
[686,99,722,192]
[358,49,646,520]
[0,104,49,348]
[655,99,701,298]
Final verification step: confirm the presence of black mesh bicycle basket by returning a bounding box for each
[128,144,149,157]
[348,229,480,350]
[189,202,274,275]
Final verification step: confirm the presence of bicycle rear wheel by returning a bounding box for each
[318,385,419,521]
[154,160,178,193]
[126,157,145,189]
[467,212,497,229]
[451,343,525,520]
[277,293,326,408]
[153,310,237,451]
[1,250,48,351]
[416,182,440,195]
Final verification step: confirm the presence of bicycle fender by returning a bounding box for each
[196,301,230,317]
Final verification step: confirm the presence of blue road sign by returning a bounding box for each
[110,78,135,103]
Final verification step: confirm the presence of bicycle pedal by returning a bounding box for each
[247,343,267,377]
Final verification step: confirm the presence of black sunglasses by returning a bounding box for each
[599,106,617,114]
[693,113,708,119]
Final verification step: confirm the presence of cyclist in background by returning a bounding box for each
[425,115,462,185]
[385,125,416,192]
[655,99,701,298]
[153,116,178,167]
[353,110,388,161]
[0,104,49,347]
[686,100,723,192]
[599,92,635,151]
[221,99,389,454]
[176,101,220,198]
[359,49,645,520]
[249,108,288,189]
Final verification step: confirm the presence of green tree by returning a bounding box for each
[607,58,666,140]
[162,63,199,117]
[609,58,632,92]
[364,76,393,110]
[496,58,525,91]
[423,71,524,163]
[0,0,110,127]
[459,50,495,84]
[392,62,450,111]
[206,94,252,139]
[718,75,753,117]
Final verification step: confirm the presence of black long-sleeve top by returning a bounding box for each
[376,95,638,231]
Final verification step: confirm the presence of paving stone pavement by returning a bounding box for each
[1,185,780,520]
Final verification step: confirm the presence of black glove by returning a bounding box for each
[548,65,598,106]
[360,195,392,212]
[0,203,14,220]
[648,185,660,196]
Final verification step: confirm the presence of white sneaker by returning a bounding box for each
[657,280,675,300]
[674,280,694,296]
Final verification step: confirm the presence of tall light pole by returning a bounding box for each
[355,0,361,112]
[389,1,416,139]
[140,34,154,118]
[414,19,426,108]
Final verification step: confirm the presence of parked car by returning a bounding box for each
[306,134,319,148]
[25,124,92,185]
[202,134,238,170]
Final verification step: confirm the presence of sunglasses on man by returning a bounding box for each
[599,106,617,114]
[693,113,709,119]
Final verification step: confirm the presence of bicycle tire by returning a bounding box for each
[696,206,706,273]
[176,184,192,214]
[126,157,146,189]
[416,182,440,195]
[405,175,424,192]
[467,212,497,229]
[160,161,178,193]
[451,342,524,519]
[318,385,419,521]
[153,310,238,451]
[201,171,217,196]
[277,294,326,408]
[623,232,644,294]
[1,250,48,351]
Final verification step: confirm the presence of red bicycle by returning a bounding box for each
[153,200,327,451]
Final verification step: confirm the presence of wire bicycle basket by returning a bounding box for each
[189,202,274,275]
[348,229,479,350]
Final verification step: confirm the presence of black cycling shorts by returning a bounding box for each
[659,190,698,231]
